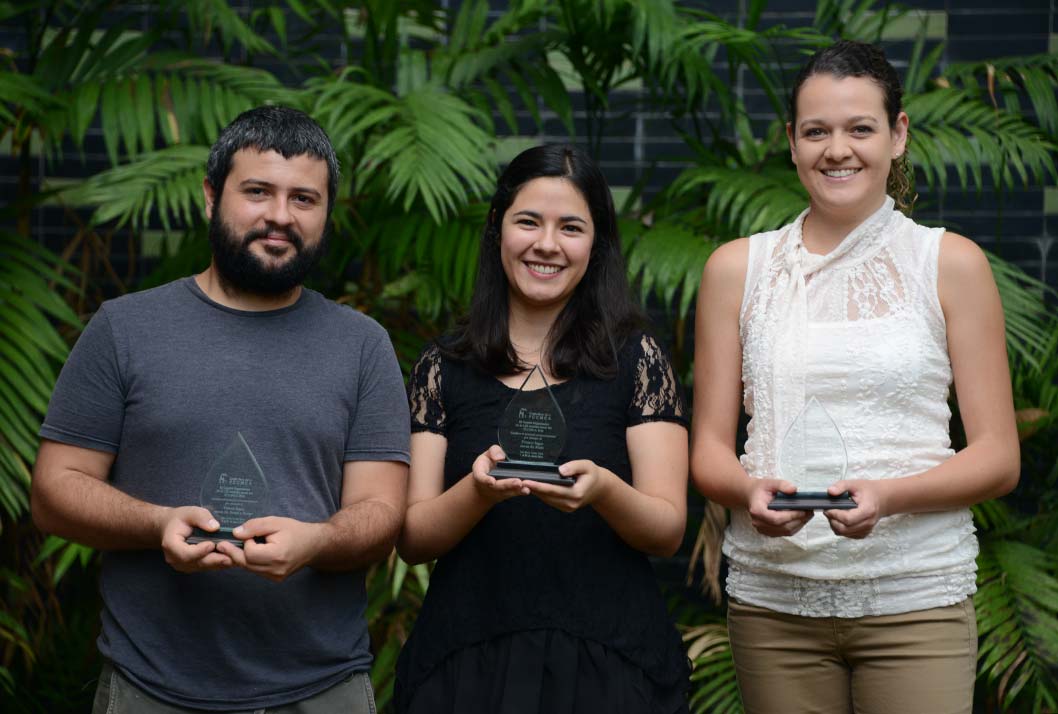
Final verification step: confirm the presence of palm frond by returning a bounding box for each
[943,53,1058,139]
[355,203,487,317]
[366,552,428,712]
[662,15,766,117]
[972,498,1022,535]
[308,65,502,221]
[903,26,946,95]
[0,232,80,520]
[58,145,210,231]
[660,11,825,118]
[29,15,156,156]
[29,9,147,89]
[434,0,572,134]
[155,59,292,144]
[906,89,1058,194]
[976,539,1058,712]
[35,44,287,161]
[684,622,743,714]
[623,217,720,320]
[173,0,275,56]
[624,0,680,69]
[34,535,96,585]
[986,252,1058,372]
[0,71,64,134]
[688,18,826,122]
[813,0,906,43]
[668,164,808,238]
[359,86,496,222]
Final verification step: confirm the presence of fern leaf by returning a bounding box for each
[623,217,721,320]
[976,539,1058,711]
[357,87,496,223]
[59,145,210,232]
[0,232,80,520]
[684,622,743,714]
[906,89,1058,193]
[944,54,1058,139]
[669,164,808,238]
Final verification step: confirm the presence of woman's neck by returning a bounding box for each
[507,299,565,368]
[802,195,888,255]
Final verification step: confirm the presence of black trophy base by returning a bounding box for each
[768,491,857,511]
[490,460,574,487]
[186,527,246,548]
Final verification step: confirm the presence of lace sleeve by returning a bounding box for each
[628,334,688,427]
[408,343,446,434]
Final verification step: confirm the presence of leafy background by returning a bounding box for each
[1,1,1056,712]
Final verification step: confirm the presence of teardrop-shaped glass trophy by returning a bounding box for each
[489,365,573,486]
[187,432,271,546]
[768,397,856,510]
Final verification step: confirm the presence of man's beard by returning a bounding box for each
[207,209,329,296]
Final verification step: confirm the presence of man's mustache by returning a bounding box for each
[242,225,305,251]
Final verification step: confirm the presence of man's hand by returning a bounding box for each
[217,517,328,582]
[159,506,234,573]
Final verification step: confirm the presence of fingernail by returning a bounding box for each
[232,526,243,536]
[208,519,219,529]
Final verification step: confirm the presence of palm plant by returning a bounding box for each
[3,1,1057,711]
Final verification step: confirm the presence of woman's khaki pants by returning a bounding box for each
[727,598,977,714]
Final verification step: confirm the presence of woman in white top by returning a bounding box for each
[690,40,1019,714]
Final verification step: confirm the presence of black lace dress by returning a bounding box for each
[394,334,691,714]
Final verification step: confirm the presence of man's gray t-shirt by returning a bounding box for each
[39,277,410,710]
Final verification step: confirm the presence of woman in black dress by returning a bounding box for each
[395,144,690,714]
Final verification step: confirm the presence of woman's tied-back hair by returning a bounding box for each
[443,144,642,380]
[789,40,917,213]
[205,106,340,215]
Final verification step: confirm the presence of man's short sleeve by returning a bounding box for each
[345,327,411,464]
[39,307,126,453]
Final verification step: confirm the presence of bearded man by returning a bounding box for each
[31,106,409,713]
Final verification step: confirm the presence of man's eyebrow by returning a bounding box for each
[238,179,323,198]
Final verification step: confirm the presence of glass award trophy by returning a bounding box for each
[768,397,856,510]
[489,365,573,486]
[187,432,270,546]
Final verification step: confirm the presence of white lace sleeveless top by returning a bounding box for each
[723,197,978,618]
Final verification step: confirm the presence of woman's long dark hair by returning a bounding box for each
[442,144,643,380]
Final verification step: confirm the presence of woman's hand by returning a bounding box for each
[747,478,813,537]
[471,445,530,504]
[822,480,885,539]
[522,459,614,512]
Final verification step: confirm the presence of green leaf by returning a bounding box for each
[975,539,1058,710]
[624,217,720,320]
[59,145,210,231]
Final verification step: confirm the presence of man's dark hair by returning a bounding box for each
[205,106,340,213]
[443,144,643,380]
